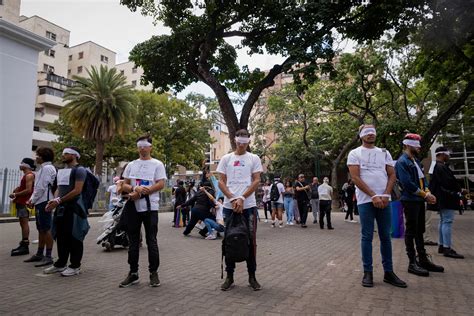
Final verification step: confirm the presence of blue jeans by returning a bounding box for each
[358,202,393,272]
[438,209,455,247]
[283,197,294,222]
[223,207,257,274]
[203,218,224,234]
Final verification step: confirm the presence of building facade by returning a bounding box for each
[115,61,153,90]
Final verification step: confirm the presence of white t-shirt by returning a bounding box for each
[107,184,118,204]
[216,152,263,210]
[123,158,167,212]
[318,183,333,201]
[269,182,285,204]
[262,185,271,202]
[347,146,394,205]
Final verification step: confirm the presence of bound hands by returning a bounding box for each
[371,196,385,209]
[231,197,244,214]
[130,186,150,201]
[425,193,437,205]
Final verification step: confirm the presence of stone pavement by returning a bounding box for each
[1,210,473,315]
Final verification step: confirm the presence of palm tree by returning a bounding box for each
[63,65,136,176]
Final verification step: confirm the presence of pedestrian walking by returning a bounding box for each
[118,136,167,287]
[347,124,407,288]
[24,148,57,267]
[262,180,272,222]
[10,158,35,257]
[318,177,334,230]
[395,133,444,277]
[217,129,263,291]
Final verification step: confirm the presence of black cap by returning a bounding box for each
[21,158,36,170]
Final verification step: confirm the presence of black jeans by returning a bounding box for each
[183,208,214,235]
[54,204,83,269]
[297,200,309,225]
[263,201,272,219]
[126,209,159,273]
[345,199,354,220]
[181,207,190,225]
[223,207,257,274]
[319,200,332,228]
[402,200,426,260]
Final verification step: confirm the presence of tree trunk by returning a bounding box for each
[95,140,105,176]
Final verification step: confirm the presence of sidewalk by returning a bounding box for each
[1,211,473,315]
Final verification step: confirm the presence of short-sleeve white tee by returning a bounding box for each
[216,152,263,210]
[107,184,118,203]
[347,146,394,205]
[269,182,285,204]
[123,158,167,212]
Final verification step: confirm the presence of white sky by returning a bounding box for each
[21,0,354,98]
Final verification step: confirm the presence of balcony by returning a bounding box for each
[37,72,75,89]
[32,131,58,143]
[34,111,58,124]
[37,93,66,108]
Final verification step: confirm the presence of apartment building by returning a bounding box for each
[115,61,153,90]
[68,41,116,78]
[0,0,20,24]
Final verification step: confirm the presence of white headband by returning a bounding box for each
[402,139,421,148]
[359,127,376,138]
[137,140,152,148]
[436,151,450,156]
[235,136,250,144]
[63,148,81,158]
[19,163,32,169]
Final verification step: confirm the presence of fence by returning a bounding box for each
[0,167,173,215]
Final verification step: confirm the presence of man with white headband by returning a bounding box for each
[119,135,167,288]
[217,129,263,291]
[428,146,465,259]
[9,158,35,257]
[347,124,407,288]
[395,133,444,276]
[43,146,90,277]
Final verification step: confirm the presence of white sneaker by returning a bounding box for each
[278,224,283,228]
[61,267,81,277]
[205,234,216,240]
[43,265,66,274]
[350,220,358,223]
[344,219,349,222]
[289,222,295,226]
[264,219,268,223]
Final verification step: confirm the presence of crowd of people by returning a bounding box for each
[8,126,468,292]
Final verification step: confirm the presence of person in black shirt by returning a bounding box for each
[173,181,187,226]
[295,174,311,228]
[180,182,216,236]
[309,177,319,224]
[344,179,356,222]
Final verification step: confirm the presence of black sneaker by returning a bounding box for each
[443,248,464,259]
[383,271,407,288]
[149,272,160,287]
[24,254,43,263]
[221,275,234,291]
[119,272,139,288]
[438,245,445,254]
[11,241,29,256]
[248,275,261,291]
[418,254,444,273]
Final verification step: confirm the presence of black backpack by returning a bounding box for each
[221,212,249,278]
[270,182,280,201]
[72,166,100,214]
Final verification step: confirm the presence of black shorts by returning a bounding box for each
[35,201,52,232]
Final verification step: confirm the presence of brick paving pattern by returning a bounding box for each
[1,210,473,315]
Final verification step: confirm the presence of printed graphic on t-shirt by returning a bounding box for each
[360,150,385,170]
[129,163,155,181]
[57,169,71,186]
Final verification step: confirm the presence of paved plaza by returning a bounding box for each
[1,210,473,315]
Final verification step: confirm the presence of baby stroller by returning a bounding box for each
[97,198,129,251]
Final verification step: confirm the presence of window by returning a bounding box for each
[43,64,54,73]
[33,126,40,132]
[45,31,56,41]
[68,55,72,61]
[132,67,138,74]
[44,49,55,58]
[32,145,38,151]
[39,87,65,98]
[68,69,71,75]
[131,80,137,87]
[120,70,125,75]
[100,55,108,63]
[78,51,84,59]
[77,66,83,73]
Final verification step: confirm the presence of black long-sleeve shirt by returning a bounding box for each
[180,188,215,212]
[429,161,462,210]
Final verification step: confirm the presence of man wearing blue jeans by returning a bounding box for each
[348,124,407,288]
[217,129,263,291]
[428,146,464,259]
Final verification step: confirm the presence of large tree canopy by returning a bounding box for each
[121,0,431,148]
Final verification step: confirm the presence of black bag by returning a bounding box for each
[221,212,249,277]
[270,182,280,202]
[72,166,100,213]
[391,180,402,201]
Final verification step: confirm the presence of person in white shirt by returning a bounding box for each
[347,124,407,288]
[106,176,120,211]
[318,177,334,230]
[217,129,263,291]
[262,180,272,222]
[24,147,57,267]
[118,135,167,288]
[269,177,285,228]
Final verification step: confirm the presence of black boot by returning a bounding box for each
[11,240,29,256]
[248,273,261,291]
[418,253,444,272]
[383,271,407,288]
[361,271,373,287]
[443,247,464,259]
[408,257,429,277]
[221,274,234,291]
